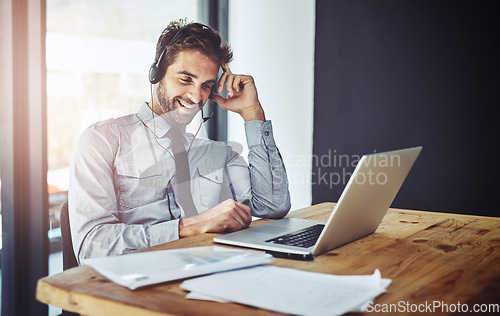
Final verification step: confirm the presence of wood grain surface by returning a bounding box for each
[36,203,500,315]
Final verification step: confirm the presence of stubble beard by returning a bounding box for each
[156,83,202,126]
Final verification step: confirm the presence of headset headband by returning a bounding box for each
[148,23,213,84]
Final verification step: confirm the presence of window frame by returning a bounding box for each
[1,0,49,315]
[199,0,229,141]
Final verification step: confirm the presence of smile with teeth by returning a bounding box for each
[177,98,197,109]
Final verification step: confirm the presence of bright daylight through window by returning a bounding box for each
[45,0,199,314]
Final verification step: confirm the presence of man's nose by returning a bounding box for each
[186,85,203,104]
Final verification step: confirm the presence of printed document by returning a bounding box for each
[83,246,273,290]
[181,266,391,315]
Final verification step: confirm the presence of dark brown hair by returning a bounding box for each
[154,19,233,77]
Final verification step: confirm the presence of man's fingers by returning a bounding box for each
[182,199,252,235]
[217,64,251,97]
[226,74,237,97]
[222,63,232,74]
[218,70,229,92]
[236,200,252,223]
[224,199,251,230]
[210,94,228,109]
[229,75,253,95]
[231,208,250,228]
[227,214,246,232]
[231,75,240,93]
[218,64,233,92]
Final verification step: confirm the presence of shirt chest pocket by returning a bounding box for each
[115,161,166,210]
[196,164,224,207]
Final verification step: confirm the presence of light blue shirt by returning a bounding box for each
[69,103,291,262]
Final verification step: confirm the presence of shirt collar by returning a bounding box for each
[137,102,187,139]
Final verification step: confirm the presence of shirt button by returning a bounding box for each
[264,131,270,136]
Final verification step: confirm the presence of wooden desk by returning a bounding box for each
[36,203,500,315]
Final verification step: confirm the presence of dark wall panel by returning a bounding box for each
[313,0,499,216]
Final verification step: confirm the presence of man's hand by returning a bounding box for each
[210,64,266,122]
[179,199,252,237]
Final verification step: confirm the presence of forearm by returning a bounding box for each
[71,190,182,262]
[78,219,180,262]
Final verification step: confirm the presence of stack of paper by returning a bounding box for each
[181,266,391,316]
[83,246,273,290]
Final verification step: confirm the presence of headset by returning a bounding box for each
[149,22,217,122]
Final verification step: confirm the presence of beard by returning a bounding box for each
[156,83,203,126]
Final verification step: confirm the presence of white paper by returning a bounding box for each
[181,266,391,316]
[83,246,273,290]
[185,292,231,303]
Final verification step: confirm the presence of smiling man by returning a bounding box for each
[68,20,291,262]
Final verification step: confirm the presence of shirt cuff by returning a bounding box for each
[245,120,276,147]
[148,219,181,246]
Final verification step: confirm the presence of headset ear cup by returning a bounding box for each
[149,62,160,84]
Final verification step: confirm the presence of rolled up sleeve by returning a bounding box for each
[244,120,291,218]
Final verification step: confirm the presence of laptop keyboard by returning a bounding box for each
[266,224,325,248]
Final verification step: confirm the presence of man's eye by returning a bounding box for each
[202,84,213,90]
[180,78,192,83]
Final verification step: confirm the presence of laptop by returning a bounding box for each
[214,146,422,259]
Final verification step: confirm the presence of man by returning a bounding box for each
[69,20,291,263]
